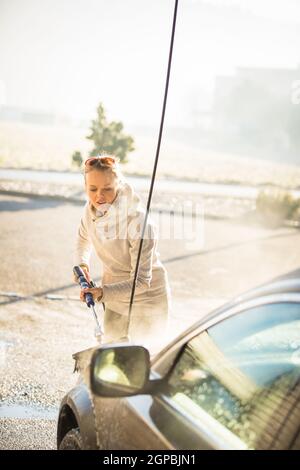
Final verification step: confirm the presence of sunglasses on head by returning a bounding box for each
[85,156,117,167]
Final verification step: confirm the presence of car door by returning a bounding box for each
[107,297,300,450]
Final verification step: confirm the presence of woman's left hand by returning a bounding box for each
[80,287,103,303]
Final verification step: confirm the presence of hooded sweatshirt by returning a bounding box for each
[75,180,171,315]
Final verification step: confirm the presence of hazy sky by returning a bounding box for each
[0,0,300,126]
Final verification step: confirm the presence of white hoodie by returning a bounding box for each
[75,180,171,316]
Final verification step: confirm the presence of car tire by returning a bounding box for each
[59,428,83,450]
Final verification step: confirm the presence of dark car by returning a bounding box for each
[57,278,300,450]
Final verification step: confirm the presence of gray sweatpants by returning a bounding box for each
[103,299,170,354]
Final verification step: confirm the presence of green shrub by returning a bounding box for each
[256,188,300,227]
[72,150,83,168]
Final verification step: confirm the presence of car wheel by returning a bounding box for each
[59,428,83,450]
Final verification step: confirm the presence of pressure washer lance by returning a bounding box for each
[73,265,104,343]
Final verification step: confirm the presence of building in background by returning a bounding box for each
[213,66,300,160]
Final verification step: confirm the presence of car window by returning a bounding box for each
[166,302,300,450]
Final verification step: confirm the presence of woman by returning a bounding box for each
[75,155,171,353]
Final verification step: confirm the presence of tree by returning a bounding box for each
[87,103,135,163]
[72,150,83,168]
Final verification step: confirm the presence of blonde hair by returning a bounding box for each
[83,154,122,181]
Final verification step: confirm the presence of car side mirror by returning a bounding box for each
[90,344,151,397]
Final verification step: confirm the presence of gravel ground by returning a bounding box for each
[0,297,95,450]
[0,297,95,405]
[1,418,57,450]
